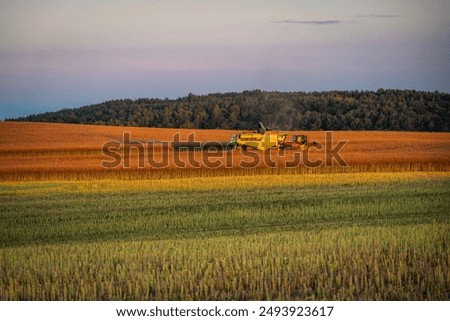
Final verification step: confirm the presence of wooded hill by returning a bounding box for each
[10,89,450,131]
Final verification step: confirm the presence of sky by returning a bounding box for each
[0,0,449,119]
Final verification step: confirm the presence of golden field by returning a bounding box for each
[0,121,449,181]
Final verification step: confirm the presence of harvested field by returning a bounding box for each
[1,121,449,300]
[1,172,449,300]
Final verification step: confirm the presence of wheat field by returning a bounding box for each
[0,122,449,181]
[0,122,449,300]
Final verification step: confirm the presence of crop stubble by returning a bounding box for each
[0,122,449,300]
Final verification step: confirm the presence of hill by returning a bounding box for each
[8,89,450,131]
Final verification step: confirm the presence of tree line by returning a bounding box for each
[9,89,450,131]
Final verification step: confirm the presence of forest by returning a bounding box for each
[9,89,450,131]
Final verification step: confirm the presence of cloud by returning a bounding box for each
[354,14,400,18]
[271,19,342,26]
[270,14,399,26]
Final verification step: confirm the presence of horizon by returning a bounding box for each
[1,0,449,120]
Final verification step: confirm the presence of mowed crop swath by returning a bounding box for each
[0,121,449,300]
[0,122,449,180]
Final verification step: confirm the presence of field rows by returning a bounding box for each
[1,174,448,247]
[1,173,449,300]
[1,223,449,300]
[1,122,449,300]
[1,171,448,195]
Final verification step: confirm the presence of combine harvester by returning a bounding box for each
[172,122,314,152]
[230,122,311,151]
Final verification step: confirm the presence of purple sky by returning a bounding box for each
[0,0,449,119]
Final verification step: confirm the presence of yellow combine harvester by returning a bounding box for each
[229,122,310,151]
[172,122,311,151]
